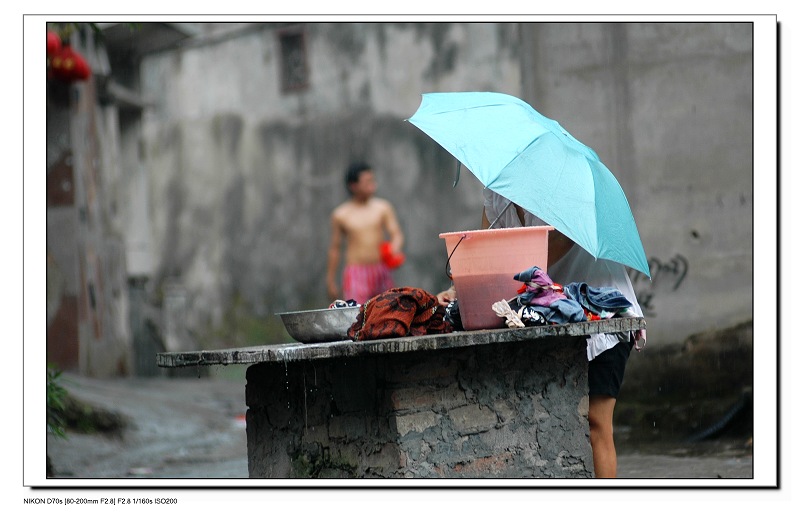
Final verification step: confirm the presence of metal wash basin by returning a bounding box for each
[276,307,360,343]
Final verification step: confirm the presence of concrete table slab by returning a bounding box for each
[157,317,645,367]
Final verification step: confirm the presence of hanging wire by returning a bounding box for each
[444,234,467,280]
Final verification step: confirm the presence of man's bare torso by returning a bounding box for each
[333,198,391,265]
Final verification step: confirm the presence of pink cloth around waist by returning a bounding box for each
[343,263,395,305]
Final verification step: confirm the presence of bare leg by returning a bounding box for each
[589,394,618,478]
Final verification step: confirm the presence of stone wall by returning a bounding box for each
[245,335,592,479]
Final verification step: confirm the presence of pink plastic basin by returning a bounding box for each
[440,226,552,330]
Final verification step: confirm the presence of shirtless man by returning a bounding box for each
[326,162,404,304]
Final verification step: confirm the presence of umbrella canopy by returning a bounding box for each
[408,91,650,278]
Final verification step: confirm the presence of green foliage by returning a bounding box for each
[46,366,68,439]
[47,22,141,43]
[46,366,127,437]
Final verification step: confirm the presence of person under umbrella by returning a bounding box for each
[438,191,645,478]
[409,91,648,478]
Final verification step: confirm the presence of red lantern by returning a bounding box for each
[49,45,91,82]
[46,31,62,56]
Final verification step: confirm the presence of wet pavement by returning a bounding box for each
[45,370,753,482]
[46,371,250,479]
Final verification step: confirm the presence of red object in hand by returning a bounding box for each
[47,31,62,56]
[49,45,91,82]
[380,242,405,269]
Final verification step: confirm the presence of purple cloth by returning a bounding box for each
[514,266,567,306]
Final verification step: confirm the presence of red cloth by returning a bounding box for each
[380,242,405,269]
[348,287,453,341]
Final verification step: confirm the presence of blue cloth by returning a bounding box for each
[530,299,587,325]
[564,282,632,316]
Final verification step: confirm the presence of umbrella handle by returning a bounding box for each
[487,199,514,229]
[445,234,468,280]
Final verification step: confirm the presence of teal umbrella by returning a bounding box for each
[408,91,650,278]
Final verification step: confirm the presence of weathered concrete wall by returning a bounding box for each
[245,336,591,478]
[136,22,753,350]
[520,22,753,346]
[46,28,133,377]
[139,23,519,342]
